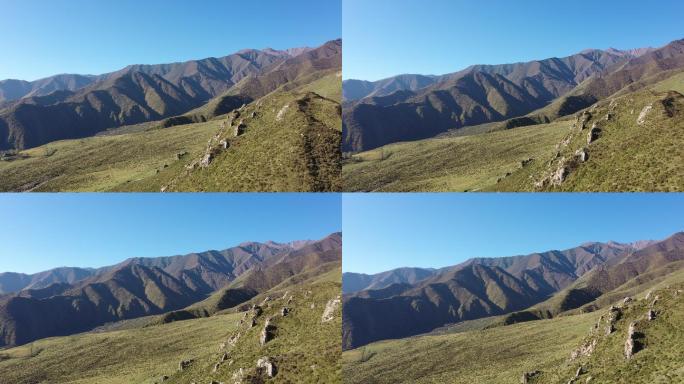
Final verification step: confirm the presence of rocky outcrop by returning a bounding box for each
[322,296,341,323]
[624,322,638,359]
[260,318,277,346]
[256,357,277,378]
[521,370,540,383]
[637,104,652,125]
[587,126,601,144]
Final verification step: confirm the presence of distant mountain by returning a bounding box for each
[0,74,99,104]
[343,267,436,294]
[0,42,328,151]
[342,46,654,153]
[0,233,340,347]
[0,267,96,295]
[342,74,439,101]
[342,238,662,349]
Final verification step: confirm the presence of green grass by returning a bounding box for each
[342,121,569,191]
[529,283,684,384]
[0,122,217,191]
[0,312,242,384]
[495,90,684,191]
[343,71,684,192]
[343,312,599,384]
[0,280,342,384]
[162,89,341,192]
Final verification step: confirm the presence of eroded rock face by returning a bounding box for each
[260,318,277,346]
[322,296,341,323]
[637,105,652,125]
[624,322,638,359]
[257,357,277,378]
[587,127,601,144]
[551,165,569,186]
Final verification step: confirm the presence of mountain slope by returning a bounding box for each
[342,241,638,349]
[0,74,99,104]
[342,74,438,101]
[0,267,96,295]
[0,237,326,347]
[343,268,436,294]
[0,44,316,151]
[342,48,636,153]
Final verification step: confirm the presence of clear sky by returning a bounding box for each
[343,0,684,81]
[0,0,341,81]
[343,194,684,274]
[0,193,341,274]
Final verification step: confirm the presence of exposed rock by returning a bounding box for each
[179,359,194,371]
[623,297,633,305]
[605,324,615,335]
[221,352,229,362]
[276,104,290,121]
[645,290,654,300]
[231,368,245,382]
[220,139,228,149]
[212,362,220,373]
[322,296,341,323]
[256,357,277,378]
[260,318,277,346]
[637,105,652,125]
[521,370,540,383]
[647,309,656,321]
[571,339,597,360]
[252,305,263,316]
[227,332,240,347]
[575,148,589,162]
[175,151,188,160]
[587,127,601,144]
[520,158,533,167]
[624,322,638,359]
[604,113,612,121]
[234,123,246,137]
[160,375,169,381]
[261,296,271,306]
[200,152,213,167]
[575,366,584,377]
[551,165,569,186]
[281,307,290,317]
[251,111,257,118]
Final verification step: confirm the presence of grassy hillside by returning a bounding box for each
[0,122,216,191]
[496,89,684,191]
[0,281,341,384]
[343,121,568,191]
[0,86,341,192]
[343,312,598,384]
[528,283,684,384]
[156,89,341,192]
[343,71,684,192]
[0,311,243,384]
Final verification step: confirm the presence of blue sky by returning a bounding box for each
[343,194,684,274]
[343,0,684,81]
[0,194,341,274]
[0,0,341,81]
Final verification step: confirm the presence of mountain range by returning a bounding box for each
[342,232,683,350]
[0,41,340,151]
[0,232,341,348]
[341,40,684,153]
